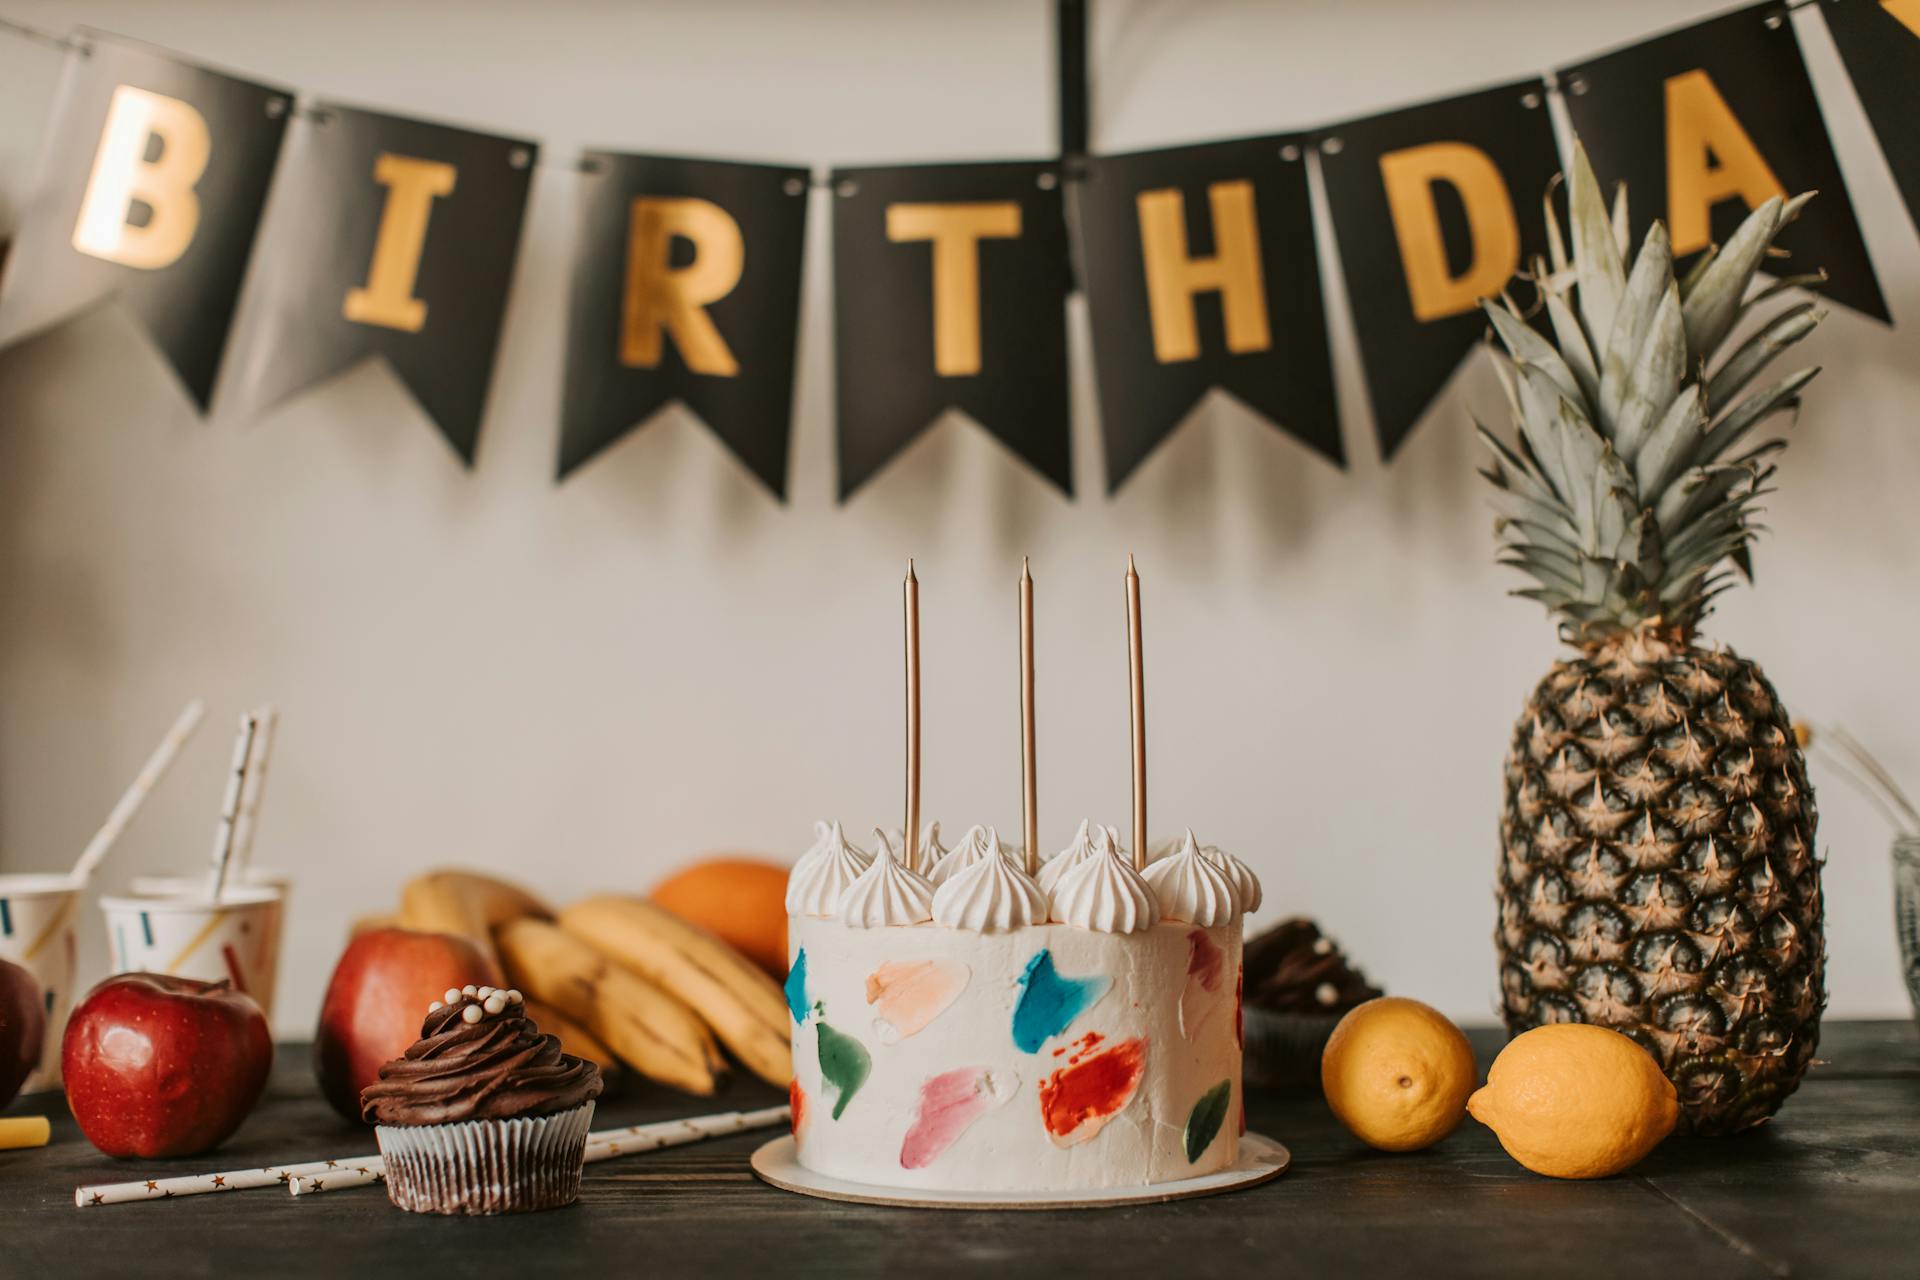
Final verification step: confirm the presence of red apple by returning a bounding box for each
[313,927,499,1122]
[0,958,45,1107]
[62,973,272,1157]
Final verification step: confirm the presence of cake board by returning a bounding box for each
[750,1132,1289,1210]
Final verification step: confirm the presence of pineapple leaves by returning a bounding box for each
[1568,144,1626,352]
[1680,194,1785,359]
[1598,223,1675,438]
[1612,283,1685,464]
[1707,304,1823,416]
[1478,135,1827,640]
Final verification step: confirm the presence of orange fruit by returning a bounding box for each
[650,857,790,977]
[1321,996,1477,1151]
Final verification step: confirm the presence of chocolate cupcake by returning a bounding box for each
[1241,918,1383,1088]
[361,986,602,1215]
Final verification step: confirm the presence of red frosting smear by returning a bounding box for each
[1039,1037,1146,1144]
[789,1078,807,1144]
[1187,929,1224,991]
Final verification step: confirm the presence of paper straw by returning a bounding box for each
[75,1105,790,1206]
[229,706,280,873]
[288,1105,791,1198]
[204,713,261,904]
[76,1152,378,1206]
[68,699,206,884]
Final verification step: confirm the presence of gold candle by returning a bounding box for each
[1020,558,1038,875]
[1126,555,1146,870]
[903,559,921,869]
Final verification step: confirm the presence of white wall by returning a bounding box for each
[1,0,1914,1035]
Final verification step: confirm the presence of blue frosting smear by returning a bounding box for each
[1011,950,1112,1053]
[784,948,809,1024]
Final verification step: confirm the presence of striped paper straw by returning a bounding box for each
[289,1105,791,1197]
[229,706,280,874]
[204,714,261,903]
[68,699,206,884]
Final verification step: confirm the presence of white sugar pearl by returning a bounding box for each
[462,1004,483,1024]
[477,986,494,999]
[484,994,507,1016]
[443,988,461,1004]
[1315,982,1340,1006]
[461,985,478,998]
[1311,938,1334,956]
[507,989,523,1004]
[429,1000,444,1012]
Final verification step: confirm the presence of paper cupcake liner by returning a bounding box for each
[375,1101,595,1215]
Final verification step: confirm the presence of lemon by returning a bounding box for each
[1468,1023,1679,1179]
[1320,997,1477,1151]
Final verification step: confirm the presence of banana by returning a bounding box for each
[558,896,792,1087]
[496,918,723,1096]
[399,869,552,972]
[348,911,399,939]
[521,996,618,1074]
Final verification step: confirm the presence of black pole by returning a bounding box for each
[1057,0,1089,293]
[1057,0,1089,163]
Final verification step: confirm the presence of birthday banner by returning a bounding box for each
[0,2,1910,503]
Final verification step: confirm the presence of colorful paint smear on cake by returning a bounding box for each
[789,1078,808,1147]
[1178,929,1226,1040]
[784,948,811,1024]
[866,958,969,1043]
[898,1066,1017,1169]
[815,1021,872,1120]
[1184,1079,1232,1163]
[1038,1036,1146,1146]
[1011,950,1112,1053]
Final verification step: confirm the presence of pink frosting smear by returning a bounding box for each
[866,959,970,1042]
[1179,929,1225,1040]
[899,1066,1009,1169]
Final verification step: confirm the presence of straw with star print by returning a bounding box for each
[288,1105,791,1196]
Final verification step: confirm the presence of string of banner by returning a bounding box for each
[0,0,1913,502]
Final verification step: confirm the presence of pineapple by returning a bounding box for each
[1481,143,1825,1135]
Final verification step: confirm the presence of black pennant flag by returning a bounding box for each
[0,31,289,409]
[558,153,809,496]
[1559,2,1888,322]
[222,103,535,464]
[832,161,1072,500]
[1821,0,1920,240]
[1076,136,1339,492]
[1319,80,1562,460]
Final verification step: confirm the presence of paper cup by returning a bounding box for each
[100,885,282,1020]
[0,874,81,1091]
[127,870,291,1024]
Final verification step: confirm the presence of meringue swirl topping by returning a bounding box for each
[932,827,1046,932]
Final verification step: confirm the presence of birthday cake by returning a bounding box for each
[783,819,1261,1193]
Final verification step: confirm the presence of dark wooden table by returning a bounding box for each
[4,1021,1914,1278]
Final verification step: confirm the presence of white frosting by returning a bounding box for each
[786,820,871,917]
[788,916,1243,1192]
[1036,818,1099,894]
[837,832,935,927]
[931,828,1047,932]
[1049,842,1160,933]
[927,824,993,886]
[1142,829,1241,926]
[912,822,947,876]
[1201,844,1262,913]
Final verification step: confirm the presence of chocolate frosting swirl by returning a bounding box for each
[1243,917,1383,1016]
[360,1000,602,1126]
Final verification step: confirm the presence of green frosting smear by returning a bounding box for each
[816,1020,872,1120]
[1184,1079,1232,1163]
